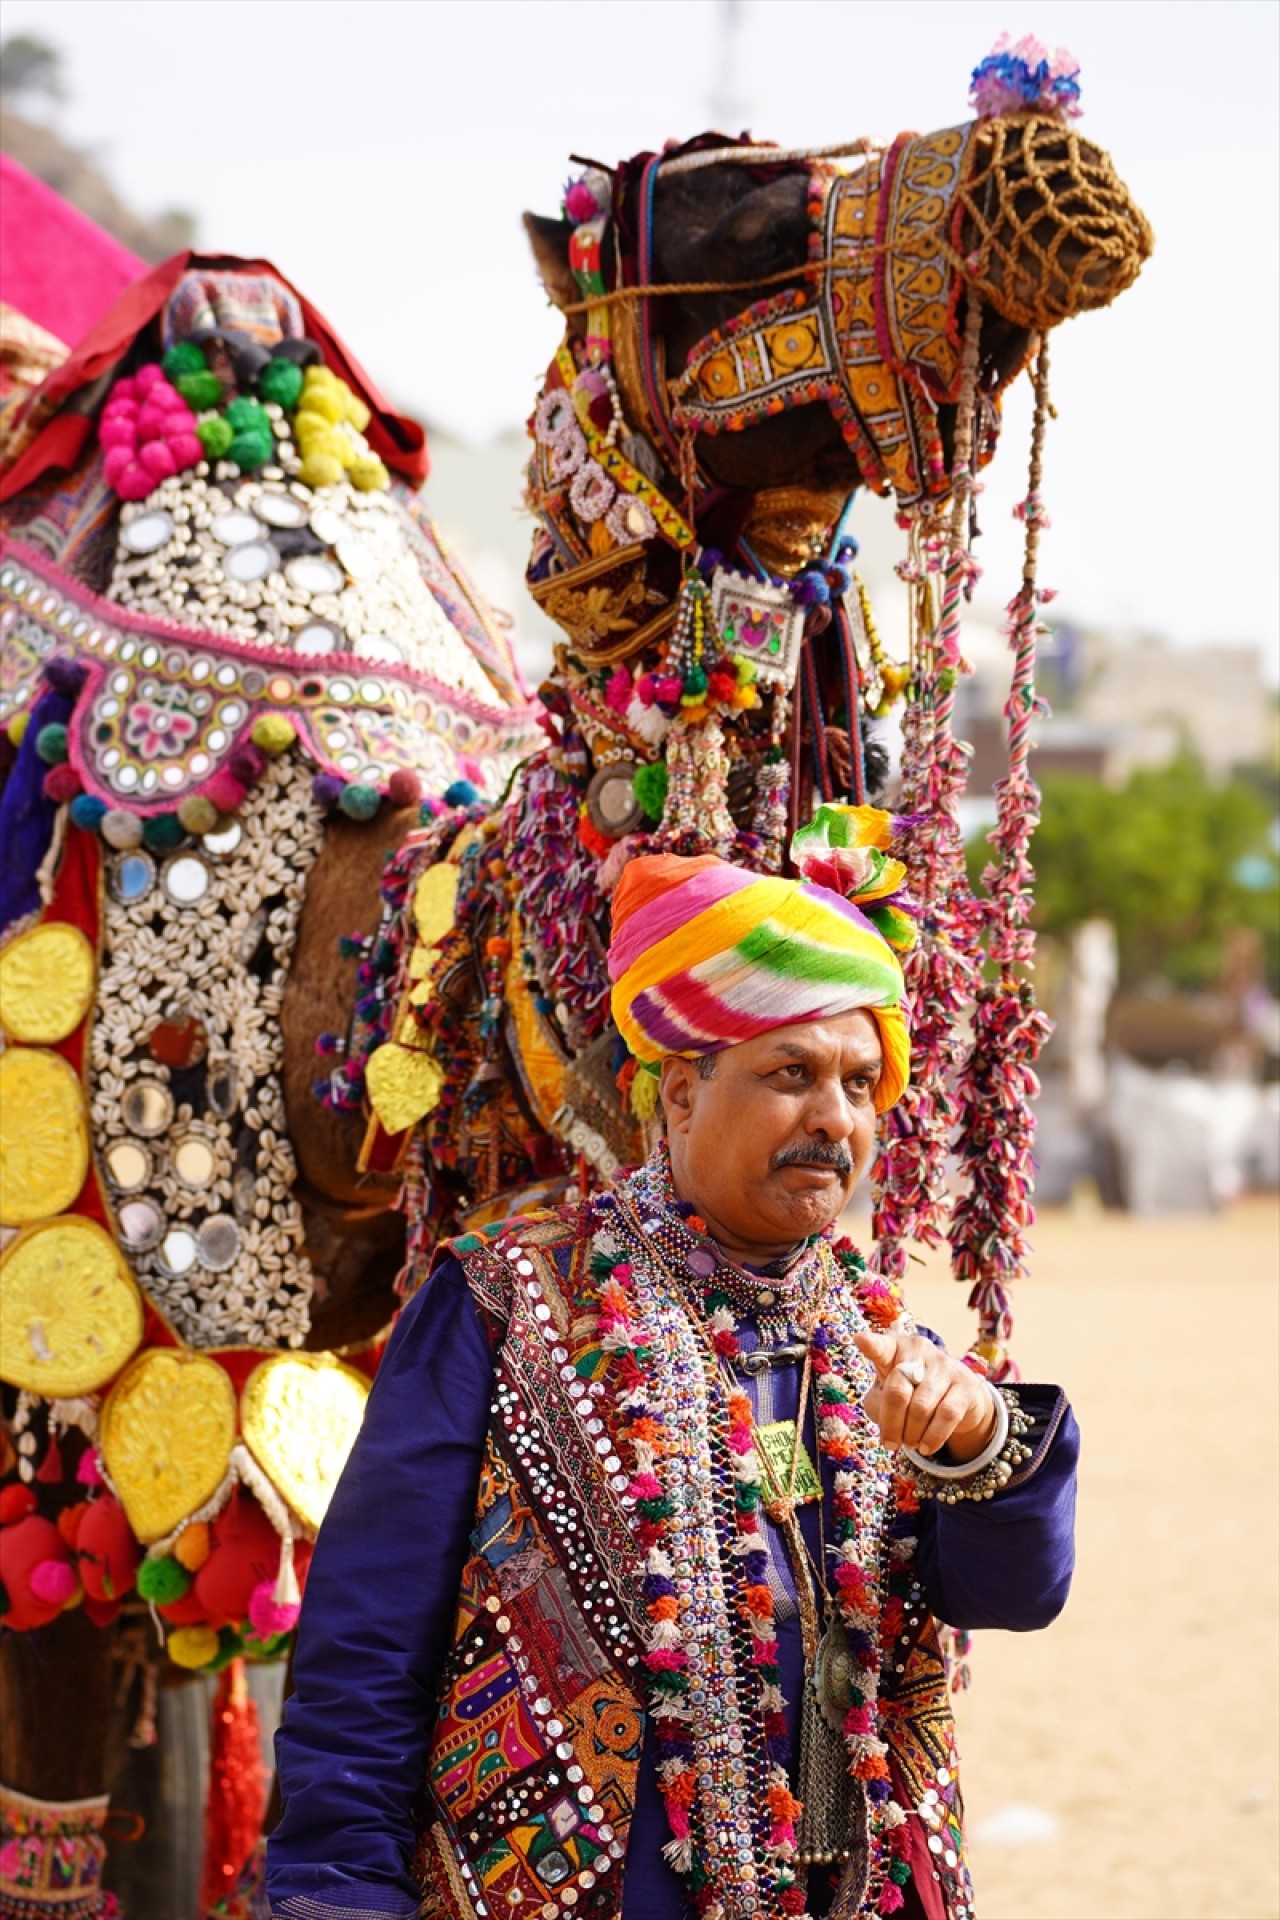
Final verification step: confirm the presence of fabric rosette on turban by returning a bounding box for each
[608,805,916,1113]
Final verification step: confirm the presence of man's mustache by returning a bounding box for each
[771,1141,853,1176]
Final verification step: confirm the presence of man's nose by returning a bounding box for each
[804,1074,854,1140]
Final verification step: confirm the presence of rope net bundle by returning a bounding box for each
[950,115,1153,332]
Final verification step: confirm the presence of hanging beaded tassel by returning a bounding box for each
[948,337,1056,1378]
[870,295,986,1283]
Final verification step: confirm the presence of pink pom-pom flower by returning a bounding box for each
[248,1577,301,1640]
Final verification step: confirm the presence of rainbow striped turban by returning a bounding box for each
[609,806,916,1113]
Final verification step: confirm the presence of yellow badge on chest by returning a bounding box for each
[755,1419,823,1510]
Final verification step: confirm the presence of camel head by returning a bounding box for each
[524,43,1151,575]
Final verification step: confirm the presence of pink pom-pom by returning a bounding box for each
[135,363,165,392]
[102,445,131,486]
[634,673,657,708]
[167,432,203,469]
[878,1886,905,1914]
[564,179,604,222]
[111,375,139,403]
[76,1450,106,1488]
[43,764,82,804]
[154,381,186,411]
[248,1577,300,1639]
[604,665,632,715]
[139,440,177,480]
[135,404,171,442]
[202,770,247,814]
[99,418,134,450]
[116,464,154,502]
[385,768,423,808]
[655,675,684,707]
[30,1558,78,1606]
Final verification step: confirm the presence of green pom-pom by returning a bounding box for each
[203,1625,245,1673]
[889,1861,912,1887]
[632,761,668,822]
[338,783,380,822]
[162,342,207,380]
[175,369,222,410]
[137,1556,190,1604]
[35,722,69,765]
[197,416,233,459]
[225,396,267,432]
[230,429,273,473]
[141,812,184,852]
[259,359,304,410]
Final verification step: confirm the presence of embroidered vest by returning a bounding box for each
[413,1212,972,1920]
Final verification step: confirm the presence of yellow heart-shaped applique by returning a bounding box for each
[0,1217,143,1397]
[240,1353,370,1531]
[101,1350,237,1543]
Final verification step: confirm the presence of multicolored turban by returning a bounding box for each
[608,806,916,1112]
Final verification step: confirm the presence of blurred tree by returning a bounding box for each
[0,34,64,105]
[969,754,1280,992]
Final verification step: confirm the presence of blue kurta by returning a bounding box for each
[268,1256,1078,1918]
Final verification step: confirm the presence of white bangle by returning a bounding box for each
[900,1381,1009,1481]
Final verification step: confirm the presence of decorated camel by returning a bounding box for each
[0,42,1150,1915]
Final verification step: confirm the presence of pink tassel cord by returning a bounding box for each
[947,337,1056,1377]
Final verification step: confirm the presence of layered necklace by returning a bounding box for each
[585,1149,916,1919]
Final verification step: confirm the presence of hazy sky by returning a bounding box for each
[5,0,1278,662]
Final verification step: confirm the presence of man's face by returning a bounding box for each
[660,1008,883,1260]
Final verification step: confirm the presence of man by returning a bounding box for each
[268,810,1077,1920]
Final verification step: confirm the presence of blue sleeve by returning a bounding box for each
[267,1256,495,1916]
[913,1382,1079,1632]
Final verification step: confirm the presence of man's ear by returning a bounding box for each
[659,1056,696,1134]
[523,212,579,316]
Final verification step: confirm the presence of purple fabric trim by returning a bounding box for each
[0,682,73,937]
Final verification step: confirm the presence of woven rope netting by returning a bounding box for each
[951,116,1153,331]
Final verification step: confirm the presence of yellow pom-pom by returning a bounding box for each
[630,1066,660,1121]
[299,451,345,490]
[251,713,297,756]
[6,711,30,748]
[300,383,345,425]
[167,1624,219,1669]
[344,391,371,433]
[349,454,389,492]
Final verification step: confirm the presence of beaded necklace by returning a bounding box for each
[586,1150,915,1918]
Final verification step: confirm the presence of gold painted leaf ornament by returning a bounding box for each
[364,1040,445,1135]
[0,1217,143,1396]
[0,1046,90,1225]
[101,1350,237,1543]
[412,863,460,949]
[0,923,96,1044]
[240,1353,370,1531]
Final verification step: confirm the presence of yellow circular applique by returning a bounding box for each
[364,1041,444,1136]
[0,923,96,1045]
[240,1353,370,1531]
[101,1350,237,1543]
[0,1218,143,1397]
[0,1047,90,1225]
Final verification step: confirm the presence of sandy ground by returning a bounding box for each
[842,1195,1280,1920]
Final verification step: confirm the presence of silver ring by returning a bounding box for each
[896,1359,926,1387]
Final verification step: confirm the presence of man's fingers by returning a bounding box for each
[852,1329,899,1379]
[900,1377,952,1452]
[911,1383,973,1458]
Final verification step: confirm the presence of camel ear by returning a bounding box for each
[524,213,579,316]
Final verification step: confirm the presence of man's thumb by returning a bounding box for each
[853,1329,898,1378]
